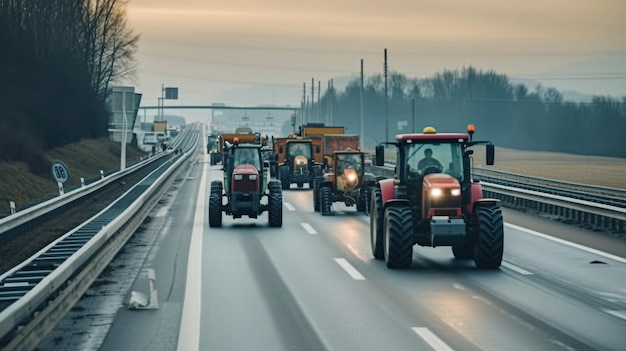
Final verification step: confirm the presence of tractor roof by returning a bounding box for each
[395,133,469,142]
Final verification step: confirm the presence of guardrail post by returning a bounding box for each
[81,177,85,187]
[100,170,104,179]
[57,182,64,196]
[9,201,15,215]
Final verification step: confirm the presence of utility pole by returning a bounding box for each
[302,82,307,126]
[384,49,389,143]
[317,80,321,123]
[360,59,364,150]
[311,78,314,122]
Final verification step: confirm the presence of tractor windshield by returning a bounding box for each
[336,153,363,175]
[234,148,261,168]
[288,142,311,158]
[404,142,464,181]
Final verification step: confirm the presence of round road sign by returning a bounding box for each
[51,161,70,184]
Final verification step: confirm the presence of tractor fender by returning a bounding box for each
[472,198,501,213]
[378,178,396,204]
[383,198,411,211]
[465,182,485,214]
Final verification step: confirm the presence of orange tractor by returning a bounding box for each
[370,125,503,269]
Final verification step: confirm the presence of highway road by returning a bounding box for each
[39,147,626,351]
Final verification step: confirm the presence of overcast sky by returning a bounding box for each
[124,0,626,110]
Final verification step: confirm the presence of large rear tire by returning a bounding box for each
[370,188,384,259]
[473,206,504,269]
[268,185,283,227]
[279,166,290,190]
[313,178,322,212]
[320,186,333,216]
[384,206,413,269]
[208,181,223,228]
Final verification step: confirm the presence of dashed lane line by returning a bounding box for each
[412,327,454,351]
[301,222,317,234]
[334,258,366,280]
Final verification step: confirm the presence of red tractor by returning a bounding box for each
[370,125,503,269]
[313,150,376,215]
[209,142,283,227]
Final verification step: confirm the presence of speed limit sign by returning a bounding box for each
[51,161,70,184]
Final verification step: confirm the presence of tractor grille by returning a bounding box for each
[431,208,461,217]
[232,176,259,193]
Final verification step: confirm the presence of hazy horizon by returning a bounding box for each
[122,0,626,110]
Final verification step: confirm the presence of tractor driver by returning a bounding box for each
[237,148,256,167]
[417,148,443,174]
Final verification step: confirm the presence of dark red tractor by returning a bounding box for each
[370,125,503,269]
[209,143,282,227]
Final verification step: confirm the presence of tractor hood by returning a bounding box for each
[233,164,259,175]
[423,173,460,189]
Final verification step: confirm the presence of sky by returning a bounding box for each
[123,0,626,116]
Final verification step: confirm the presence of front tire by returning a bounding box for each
[313,178,322,212]
[320,186,333,216]
[370,188,384,259]
[268,185,283,227]
[473,206,504,268]
[383,206,413,269]
[208,181,223,228]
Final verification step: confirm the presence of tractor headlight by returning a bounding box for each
[450,188,461,196]
[234,174,243,180]
[248,174,257,181]
[346,172,358,183]
[430,188,443,197]
[295,156,308,165]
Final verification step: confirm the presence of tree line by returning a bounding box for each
[310,67,626,158]
[0,0,137,171]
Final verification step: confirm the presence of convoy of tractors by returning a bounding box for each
[206,122,504,269]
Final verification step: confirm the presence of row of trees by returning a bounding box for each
[307,67,626,158]
[0,0,137,170]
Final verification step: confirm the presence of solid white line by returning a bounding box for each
[284,202,296,211]
[177,153,206,351]
[605,310,626,321]
[505,223,626,264]
[334,258,366,280]
[301,222,317,234]
[412,327,454,351]
[501,261,534,275]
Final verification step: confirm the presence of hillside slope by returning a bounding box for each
[0,138,149,214]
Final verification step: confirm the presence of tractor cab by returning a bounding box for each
[333,151,365,192]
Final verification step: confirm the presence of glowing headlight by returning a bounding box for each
[347,172,358,183]
[248,174,257,181]
[450,189,461,196]
[430,188,442,197]
[234,174,243,180]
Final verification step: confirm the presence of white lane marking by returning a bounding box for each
[501,261,533,276]
[505,223,626,264]
[605,310,626,321]
[301,222,317,235]
[412,327,454,351]
[284,202,296,211]
[177,153,206,351]
[334,258,366,280]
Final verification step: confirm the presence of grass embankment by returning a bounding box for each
[0,138,149,214]
[380,146,626,189]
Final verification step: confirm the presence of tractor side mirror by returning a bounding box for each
[375,145,385,166]
[486,144,495,165]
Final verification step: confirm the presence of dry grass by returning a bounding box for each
[0,138,149,213]
[377,146,626,189]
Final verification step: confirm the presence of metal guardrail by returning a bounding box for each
[365,164,626,233]
[0,130,199,349]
